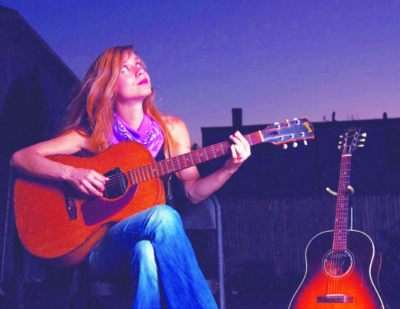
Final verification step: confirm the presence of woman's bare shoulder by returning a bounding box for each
[161,114,188,134]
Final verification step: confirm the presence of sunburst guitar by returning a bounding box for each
[288,128,388,309]
[14,117,314,266]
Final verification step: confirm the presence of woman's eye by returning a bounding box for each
[136,62,143,68]
[121,66,128,72]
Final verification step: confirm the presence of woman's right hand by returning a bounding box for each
[67,167,109,197]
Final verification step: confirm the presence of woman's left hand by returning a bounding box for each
[224,131,251,172]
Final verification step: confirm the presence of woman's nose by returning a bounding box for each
[135,67,144,78]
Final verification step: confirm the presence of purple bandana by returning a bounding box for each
[111,113,164,158]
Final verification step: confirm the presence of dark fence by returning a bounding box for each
[219,194,400,277]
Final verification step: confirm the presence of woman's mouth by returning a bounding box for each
[137,79,149,85]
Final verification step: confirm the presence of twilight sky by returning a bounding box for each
[2,0,400,145]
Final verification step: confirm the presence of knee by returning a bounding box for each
[150,205,182,228]
[132,240,154,260]
[131,240,156,267]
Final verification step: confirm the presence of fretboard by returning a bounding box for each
[126,131,264,185]
[332,154,352,252]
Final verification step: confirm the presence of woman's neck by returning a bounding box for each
[115,101,144,130]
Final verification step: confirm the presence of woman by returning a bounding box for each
[10,45,251,308]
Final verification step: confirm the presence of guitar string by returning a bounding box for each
[100,142,232,187]
[64,126,305,191]
[101,125,309,188]
[99,129,298,188]
[60,143,230,197]
[329,154,351,297]
[64,125,308,196]
[327,152,341,295]
[330,154,345,295]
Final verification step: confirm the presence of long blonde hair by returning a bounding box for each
[61,45,173,155]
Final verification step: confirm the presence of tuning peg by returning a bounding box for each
[339,141,343,144]
[339,135,343,139]
[361,133,367,137]
[360,138,366,142]
[338,145,342,150]
[293,142,298,148]
[358,144,365,148]
[303,140,308,146]
[283,144,288,150]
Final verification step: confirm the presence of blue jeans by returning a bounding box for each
[88,205,218,309]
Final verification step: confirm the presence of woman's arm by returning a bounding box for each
[10,131,108,197]
[164,115,251,204]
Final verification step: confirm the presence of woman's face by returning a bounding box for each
[116,52,152,103]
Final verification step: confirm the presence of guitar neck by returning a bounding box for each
[332,153,352,252]
[126,131,264,185]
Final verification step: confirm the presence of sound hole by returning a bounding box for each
[323,250,353,277]
[103,167,128,199]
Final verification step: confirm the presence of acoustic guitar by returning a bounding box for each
[288,128,387,309]
[14,117,314,266]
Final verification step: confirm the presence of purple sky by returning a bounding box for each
[2,0,400,145]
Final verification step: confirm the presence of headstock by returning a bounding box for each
[338,128,366,155]
[261,117,314,148]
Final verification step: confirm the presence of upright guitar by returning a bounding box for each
[14,117,314,266]
[288,128,387,309]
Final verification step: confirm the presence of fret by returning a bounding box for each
[185,155,192,167]
[153,163,157,177]
[211,147,217,159]
[126,170,132,185]
[134,168,140,183]
[197,150,203,163]
[332,152,353,251]
[219,143,225,156]
[204,149,209,160]
[163,160,169,173]
[156,163,162,177]
[144,166,150,181]
[189,153,194,166]
[158,161,164,176]
[139,167,145,182]
[180,157,186,169]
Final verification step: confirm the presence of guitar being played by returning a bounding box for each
[288,128,387,309]
[10,45,314,309]
[13,116,314,266]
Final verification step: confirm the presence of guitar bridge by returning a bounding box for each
[317,294,354,303]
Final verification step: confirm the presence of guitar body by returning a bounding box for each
[14,141,165,266]
[289,230,386,309]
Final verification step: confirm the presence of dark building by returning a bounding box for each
[0,5,80,307]
[0,5,80,158]
[201,111,400,197]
